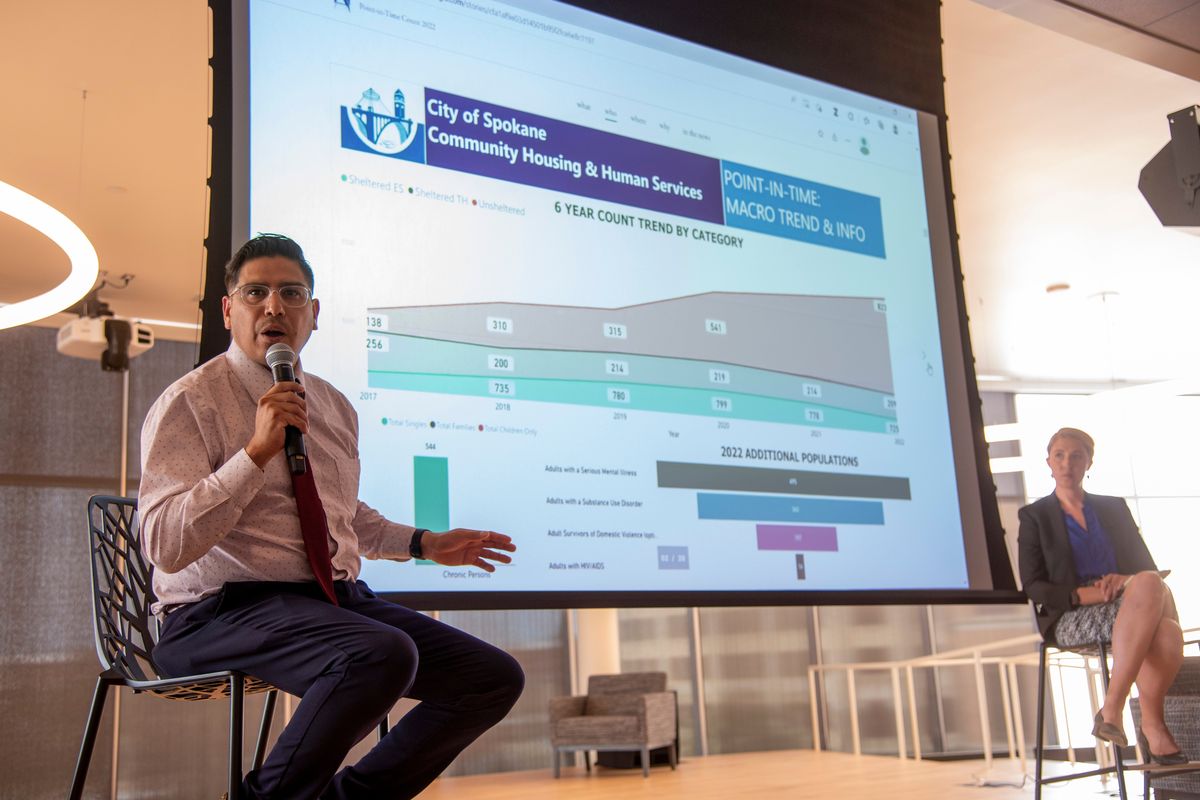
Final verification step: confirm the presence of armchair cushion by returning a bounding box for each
[555,714,641,744]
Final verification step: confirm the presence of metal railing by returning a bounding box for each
[810,627,1200,776]
[809,633,1040,772]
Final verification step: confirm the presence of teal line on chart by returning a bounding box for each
[367,332,895,418]
[368,370,896,433]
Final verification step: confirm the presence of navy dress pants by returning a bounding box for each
[154,580,525,800]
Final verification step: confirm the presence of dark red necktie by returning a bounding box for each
[291,464,339,605]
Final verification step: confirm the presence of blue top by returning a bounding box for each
[1064,502,1118,584]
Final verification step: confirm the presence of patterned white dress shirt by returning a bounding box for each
[139,342,415,612]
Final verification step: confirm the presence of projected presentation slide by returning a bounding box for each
[245,0,970,595]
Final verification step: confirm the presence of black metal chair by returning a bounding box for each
[1033,638,1130,800]
[69,495,389,799]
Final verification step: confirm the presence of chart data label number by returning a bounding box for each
[705,319,727,335]
[608,387,630,403]
[603,322,627,339]
[366,335,389,352]
[487,317,513,334]
[606,359,629,376]
[709,368,731,385]
[805,408,824,423]
[711,396,732,412]
[803,383,822,398]
[366,313,389,331]
[489,380,515,396]
[488,354,514,371]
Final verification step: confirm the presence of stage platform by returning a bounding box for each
[421,749,1136,799]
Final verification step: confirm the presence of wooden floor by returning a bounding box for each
[420,750,1139,799]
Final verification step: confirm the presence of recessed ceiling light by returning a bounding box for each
[0,180,99,330]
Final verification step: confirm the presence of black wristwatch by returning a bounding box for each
[409,528,429,560]
[1070,588,1080,608]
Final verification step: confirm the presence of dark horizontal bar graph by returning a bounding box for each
[657,461,910,500]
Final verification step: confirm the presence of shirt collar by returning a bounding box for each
[226,340,306,400]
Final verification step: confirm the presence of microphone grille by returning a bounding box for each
[265,343,296,368]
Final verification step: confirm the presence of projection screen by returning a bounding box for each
[217,0,1018,608]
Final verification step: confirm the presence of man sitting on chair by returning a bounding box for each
[139,233,524,799]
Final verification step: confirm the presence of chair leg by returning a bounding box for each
[1097,641,1128,800]
[252,690,277,771]
[584,750,590,772]
[69,677,112,800]
[669,742,678,770]
[1034,643,1047,800]
[229,675,245,800]
[378,712,390,740]
[553,748,560,778]
[641,746,651,777]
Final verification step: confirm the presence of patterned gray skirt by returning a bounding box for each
[1053,596,1124,648]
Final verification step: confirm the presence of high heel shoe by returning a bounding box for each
[1137,728,1189,766]
[1093,710,1128,748]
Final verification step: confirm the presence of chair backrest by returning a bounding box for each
[86,495,159,682]
[1169,656,1200,696]
[587,672,667,696]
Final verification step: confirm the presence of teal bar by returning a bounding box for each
[370,371,895,433]
[413,457,449,563]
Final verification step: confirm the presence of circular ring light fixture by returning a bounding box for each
[0,180,99,330]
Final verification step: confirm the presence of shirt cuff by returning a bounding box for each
[372,523,419,561]
[213,448,268,510]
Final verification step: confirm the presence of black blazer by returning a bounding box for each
[1017,492,1156,641]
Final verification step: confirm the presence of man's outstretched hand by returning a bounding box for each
[421,529,515,572]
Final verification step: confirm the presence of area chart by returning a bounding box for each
[366,292,898,432]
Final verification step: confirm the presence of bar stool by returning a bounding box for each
[1033,638,1129,800]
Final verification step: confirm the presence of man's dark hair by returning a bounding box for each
[224,233,315,291]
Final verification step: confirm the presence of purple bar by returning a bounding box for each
[425,89,724,224]
[756,524,838,552]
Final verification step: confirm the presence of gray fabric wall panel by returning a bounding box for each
[438,609,569,776]
[699,607,814,753]
[0,483,117,798]
[618,608,698,757]
[0,330,126,483]
[928,603,1039,755]
[816,605,935,755]
[0,327,199,798]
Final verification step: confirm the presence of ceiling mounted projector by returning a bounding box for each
[57,316,154,372]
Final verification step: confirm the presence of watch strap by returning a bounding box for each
[409,528,429,560]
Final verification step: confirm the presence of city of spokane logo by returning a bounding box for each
[340,87,426,163]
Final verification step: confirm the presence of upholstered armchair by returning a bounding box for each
[549,671,678,777]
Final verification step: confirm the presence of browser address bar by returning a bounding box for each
[437,0,596,45]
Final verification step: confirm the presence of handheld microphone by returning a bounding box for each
[265,343,308,475]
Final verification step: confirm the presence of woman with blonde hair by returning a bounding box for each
[1018,427,1184,764]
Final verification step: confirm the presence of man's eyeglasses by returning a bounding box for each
[229,284,312,308]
